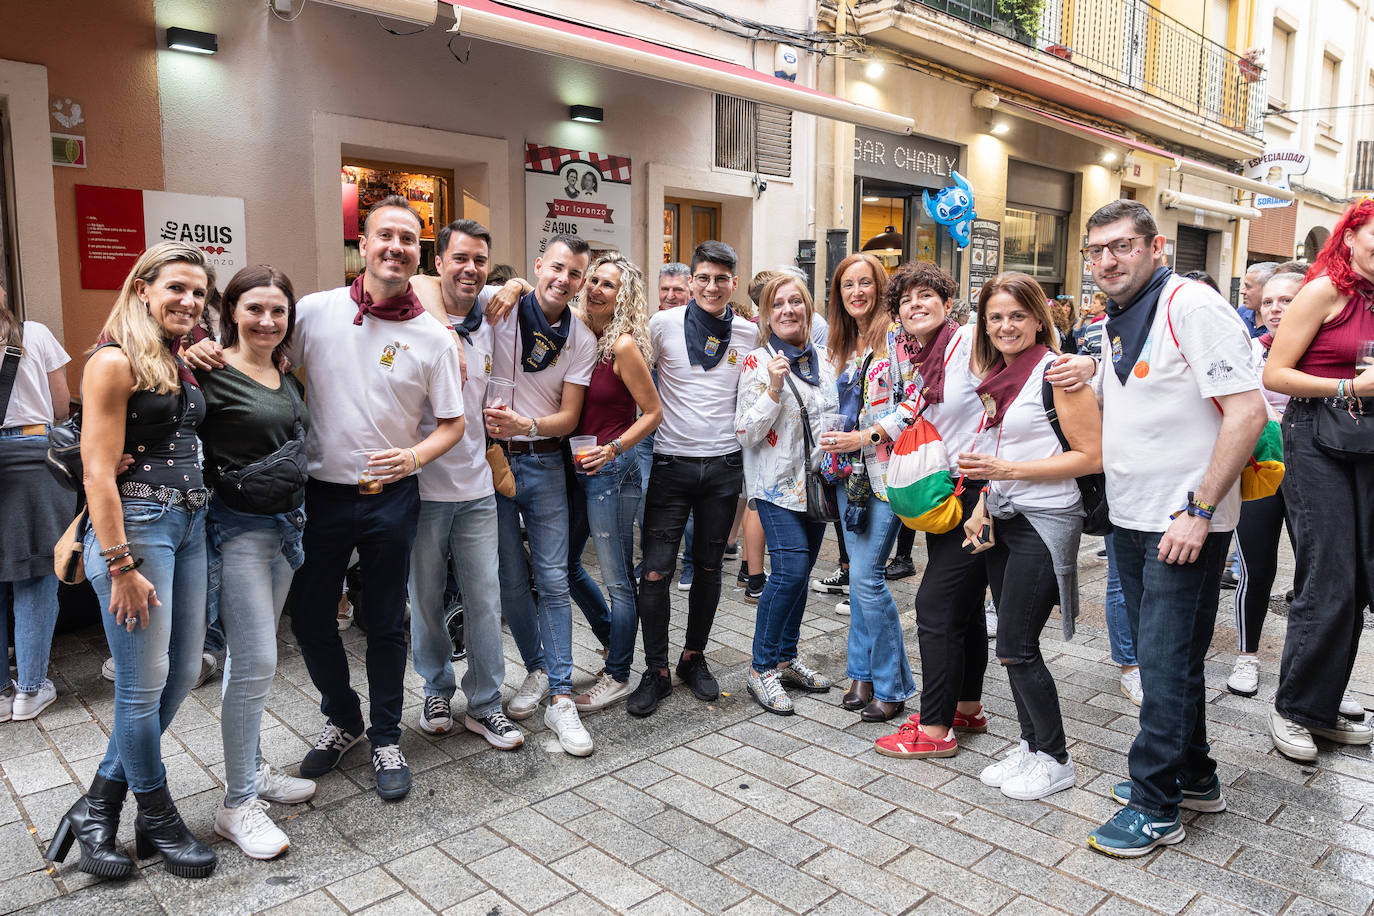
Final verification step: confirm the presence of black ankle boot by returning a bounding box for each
[133,784,216,878]
[47,774,135,878]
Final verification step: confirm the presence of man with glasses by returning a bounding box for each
[1075,200,1266,858]
[628,240,757,716]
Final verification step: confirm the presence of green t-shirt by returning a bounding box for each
[195,365,308,482]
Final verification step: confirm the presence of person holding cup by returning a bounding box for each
[735,275,838,714]
[565,253,661,713]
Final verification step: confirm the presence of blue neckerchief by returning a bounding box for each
[451,297,483,343]
[1105,266,1172,385]
[683,299,734,370]
[769,333,821,386]
[517,290,570,373]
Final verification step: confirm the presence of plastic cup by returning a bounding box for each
[570,435,598,473]
[1357,341,1374,375]
[352,448,383,495]
[485,378,514,410]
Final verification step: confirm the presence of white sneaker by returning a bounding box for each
[12,679,56,720]
[0,685,12,723]
[214,797,289,860]
[1001,751,1075,800]
[255,761,316,804]
[984,600,997,640]
[1120,669,1143,707]
[1340,690,1366,720]
[101,657,116,682]
[1269,709,1317,762]
[194,652,219,689]
[508,670,549,720]
[1310,716,1374,745]
[544,698,594,757]
[834,600,850,616]
[979,740,1033,788]
[1227,656,1259,697]
[574,673,631,712]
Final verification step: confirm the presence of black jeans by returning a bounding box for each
[892,525,916,562]
[1276,399,1374,728]
[1232,487,1292,654]
[916,483,990,727]
[288,477,419,747]
[987,513,1066,762]
[638,452,744,671]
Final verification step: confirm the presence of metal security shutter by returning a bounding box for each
[1174,226,1210,275]
[715,95,792,178]
[1354,140,1374,192]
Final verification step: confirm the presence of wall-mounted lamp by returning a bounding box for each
[569,105,604,123]
[865,61,884,79]
[1100,151,1118,165]
[1296,243,1305,260]
[989,119,1011,136]
[166,27,218,55]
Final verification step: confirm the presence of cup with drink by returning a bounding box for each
[352,448,384,495]
[570,435,598,474]
[814,413,851,469]
[1357,341,1374,377]
[485,378,515,411]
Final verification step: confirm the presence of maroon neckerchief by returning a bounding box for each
[910,319,959,405]
[1258,331,1274,351]
[974,344,1051,428]
[350,274,424,326]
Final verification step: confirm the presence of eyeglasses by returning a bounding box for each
[1080,236,1147,263]
[692,273,734,287]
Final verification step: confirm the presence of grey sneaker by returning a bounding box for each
[1269,709,1317,762]
[746,669,793,716]
[1310,716,1374,745]
[776,660,832,692]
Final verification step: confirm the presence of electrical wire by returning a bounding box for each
[266,0,307,23]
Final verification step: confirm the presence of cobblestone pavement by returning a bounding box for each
[3,534,1373,915]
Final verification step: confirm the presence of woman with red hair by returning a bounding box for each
[1263,198,1374,762]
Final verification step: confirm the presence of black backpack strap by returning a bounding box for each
[0,343,20,420]
[1041,370,1072,454]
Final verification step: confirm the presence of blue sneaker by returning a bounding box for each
[1110,775,1226,813]
[676,566,694,591]
[1088,807,1184,858]
[371,744,411,801]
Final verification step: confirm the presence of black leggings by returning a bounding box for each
[832,521,849,566]
[892,525,916,562]
[1232,488,1291,654]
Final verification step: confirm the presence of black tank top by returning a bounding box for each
[95,342,207,490]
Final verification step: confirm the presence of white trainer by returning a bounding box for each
[0,685,12,723]
[979,740,1033,788]
[194,652,219,689]
[1001,751,1076,800]
[255,760,316,804]
[834,600,850,616]
[984,600,998,640]
[574,673,631,712]
[101,657,116,682]
[1227,656,1259,697]
[508,669,549,720]
[1310,716,1374,745]
[1269,709,1317,762]
[1339,690,1366,720]
[12,679,56,721]
[544,698,594,757]
[214,797,289,860]
[1120,668,1143,707]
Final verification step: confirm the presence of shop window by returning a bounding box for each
[663,197,721,264]
[855,179,955,278]
[341,160,454,284]
[1003,206,1067,294]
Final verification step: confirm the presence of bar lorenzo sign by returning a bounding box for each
[75,184,247,289]
[524,143,631,264]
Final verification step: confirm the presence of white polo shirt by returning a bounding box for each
[486,299,596,442]
[650,306,758,457]
[289,285,464,485]
[419,287,497,502]
[2,321,69,428]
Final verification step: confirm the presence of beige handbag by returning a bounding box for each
[486,443,517,498]
[961,486,995,555]
[54,506,90,585]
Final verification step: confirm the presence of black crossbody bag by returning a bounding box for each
[1041,374,1112,536]
[211,380,308,514]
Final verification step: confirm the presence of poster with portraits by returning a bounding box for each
[524,143,631,269]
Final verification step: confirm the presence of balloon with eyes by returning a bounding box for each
[922,171,977,248]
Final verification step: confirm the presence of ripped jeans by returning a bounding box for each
[568,451,642,682]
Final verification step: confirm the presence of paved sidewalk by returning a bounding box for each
[3,536,1373,915]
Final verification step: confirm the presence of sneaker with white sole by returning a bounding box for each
[834,600,850,616]
[372,744,411,800]
[420,696,453,734]
[1002,751,1076,800]
[544,699,593,756]
[1340,690,1366,720]
[1087,807,1184,858]
[255,761,316,804]
[299,723,365,777]
[1310,716,1374,745]
[747,669,794,715]
[573,673,631,712]
[101,657,117,682]
[1227,656,1259,697]
[1269,709,1317,762]
[194,652,219,689]
[464,711,524,750]
[0,685,12,723]
[508,669,549,720]
[979,740,1033,788]
[984,600,997,640]
[1120,668,1143,707]
[811,567,849,594]
[776,660,832,692]
[215,798,289,860]
[1110,773,1226,812]
[11,679,56,721]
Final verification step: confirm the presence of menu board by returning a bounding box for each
[967,219,1001,304]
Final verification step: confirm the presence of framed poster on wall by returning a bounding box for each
[524,142,631,268]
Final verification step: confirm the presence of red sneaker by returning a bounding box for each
[874,722,958,759]
[906,707,988,733]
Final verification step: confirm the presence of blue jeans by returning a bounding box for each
[496,451,575,696]
[569,452,641,682]
[409,495,505,717]
[838,491,916,704]
[1102,533,1136,666]
[85,500,208,793]
[1114,527,1228,817]
[752,501,825,671]
[0,574,60,693]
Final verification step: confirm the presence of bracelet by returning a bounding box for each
[609,438,624,456]
[1188,491,1217,514]
[104,551,132,565]
[407,447,420,472]
[109,557,144,578]
[99,542,130,558]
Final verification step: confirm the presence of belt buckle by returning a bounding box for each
[186,488,210,509]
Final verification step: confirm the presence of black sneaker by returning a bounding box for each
[736,562,749,587]
[1220,570,1239,590]
[744,577,766,604]
[811,567,848,595]
[626,669,672,717]
[372,744,411,800]
[884,556,916,580]
[464,711,524,750]
[675,654,719,701]
[420,696,453,735]
[300,723,364,778]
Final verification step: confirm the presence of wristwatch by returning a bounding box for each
[867,427,883,445]
[527,416,540,438]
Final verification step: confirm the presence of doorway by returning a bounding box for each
[663,196,721,265]
[341,159,454,284]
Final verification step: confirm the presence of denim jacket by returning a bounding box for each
[206,495,305,617]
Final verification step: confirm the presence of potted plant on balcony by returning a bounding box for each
[992,0,1045,46]
[1238,48,1264,82]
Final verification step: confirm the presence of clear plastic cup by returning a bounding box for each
[352,448,383,495]
[485,378,515,410]
[1357,341,1374,376]
[570,435,598,473]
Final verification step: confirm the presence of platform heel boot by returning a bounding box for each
[46,774,135,878]
[133,784,217,878]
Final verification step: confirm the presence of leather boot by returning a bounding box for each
[840,680,873,711]
[133,784,217,878]
[46,774,134,878]
[860,699,906,722]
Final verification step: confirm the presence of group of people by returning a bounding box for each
[2,191,1371,881]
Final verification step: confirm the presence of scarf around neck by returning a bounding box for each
[769,333,821,386]
[974,344,1050,428]
[451,296,483,343]
[683,299,734,370]
[517,290,570,373]
[350,274,424,326]
[911,319,959,404]
[1104,266,1172,385]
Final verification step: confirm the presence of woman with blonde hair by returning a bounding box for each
[567,252,662,712]
[48,242,217,880]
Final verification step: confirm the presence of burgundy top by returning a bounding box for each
[576,354,637,443]
[1295,292,1374,379]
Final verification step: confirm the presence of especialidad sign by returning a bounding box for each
[75,184,247,290]
[524,143,631,268]
[1242,149,1310,210]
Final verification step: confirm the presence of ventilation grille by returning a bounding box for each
[714,95,792,178]
[1354,140,1374,192]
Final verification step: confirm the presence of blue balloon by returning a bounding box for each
[922,171,976,248]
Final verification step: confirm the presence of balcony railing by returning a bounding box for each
[909,0,1266,136]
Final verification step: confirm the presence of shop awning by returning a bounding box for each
[443,0,914,134]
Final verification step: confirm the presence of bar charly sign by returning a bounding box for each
[854,128,961,187]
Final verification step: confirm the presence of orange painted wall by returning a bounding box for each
[0,0,163,384]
